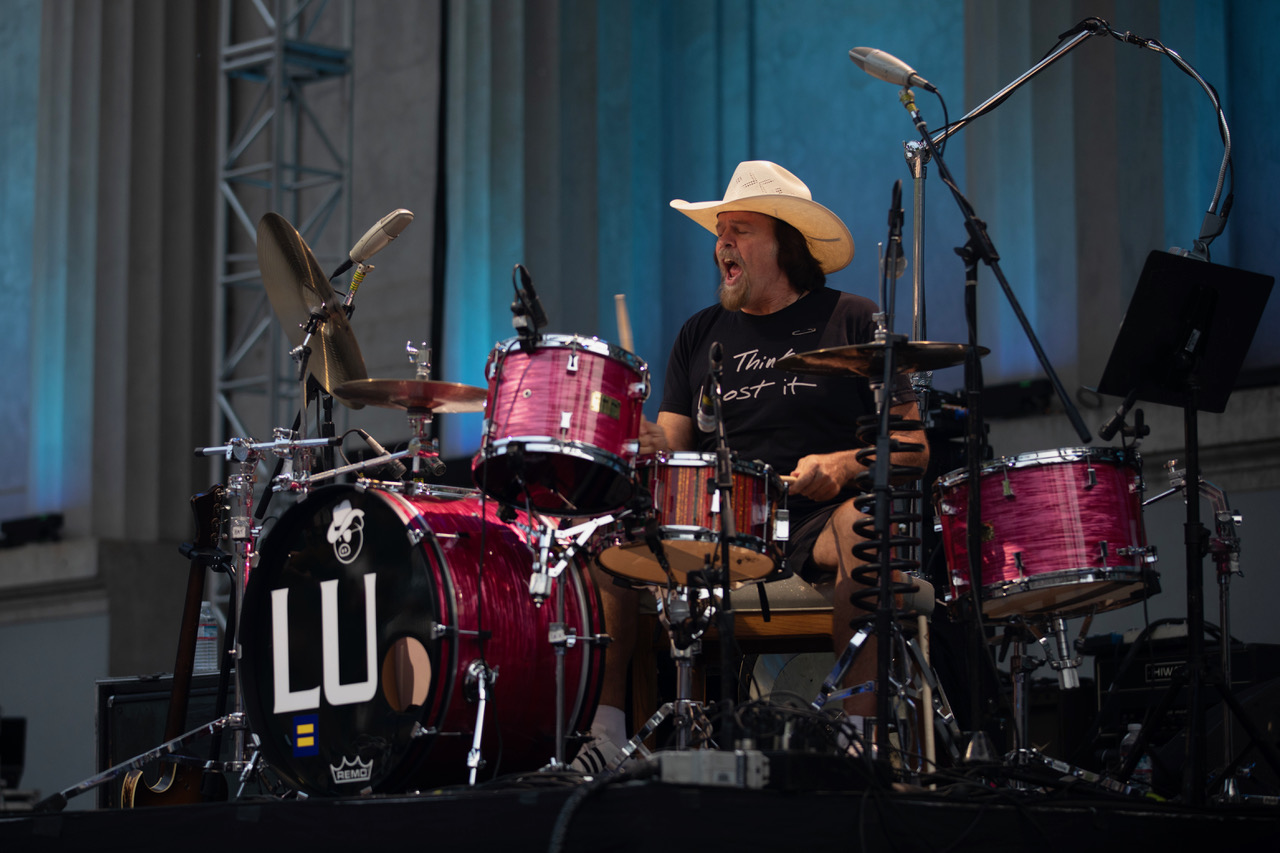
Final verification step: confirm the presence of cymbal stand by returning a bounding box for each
[197,434,336,793]
[405,342,448,478]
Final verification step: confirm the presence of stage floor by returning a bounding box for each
[4,752,1279,853]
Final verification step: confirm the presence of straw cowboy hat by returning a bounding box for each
[670,160,854,274]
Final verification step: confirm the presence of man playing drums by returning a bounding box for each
[578,160,928,769]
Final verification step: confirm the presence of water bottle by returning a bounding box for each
[1119,723,1153,791]
[194,600,220,672]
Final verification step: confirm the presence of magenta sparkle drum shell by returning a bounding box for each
[473,334,649,517]
[934,447,1158,620]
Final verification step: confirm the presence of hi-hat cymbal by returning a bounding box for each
[333,379,488,413]
[257,213,368,402]
[778,340,988,377]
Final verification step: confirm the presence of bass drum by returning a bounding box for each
[240,485,604,796]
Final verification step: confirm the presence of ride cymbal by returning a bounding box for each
[777,340,988,378]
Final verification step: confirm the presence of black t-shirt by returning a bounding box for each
[659,287,907,523]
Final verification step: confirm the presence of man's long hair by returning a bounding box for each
[774,218,826,294]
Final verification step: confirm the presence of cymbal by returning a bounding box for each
[777,340,988,377]
[257,213,368,403]
[333,379,488,413]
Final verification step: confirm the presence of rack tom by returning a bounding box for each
[472,334,648,516]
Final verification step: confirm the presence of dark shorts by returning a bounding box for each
[785,504,840,583]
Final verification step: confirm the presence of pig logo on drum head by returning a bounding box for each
[327,501,366,564]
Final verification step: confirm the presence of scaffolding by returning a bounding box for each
[211,0,354,468]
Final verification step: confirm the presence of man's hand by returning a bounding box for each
[787,451,860,501]
[637,418,672,455]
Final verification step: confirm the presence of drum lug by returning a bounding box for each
[627,381,648,400]
[1117,544,1158,564]
[566,351,580,372]
[560,411,573,433]
[549,621,578,649]
[1085,463,1097,489]
[529,571,553,601]
[774,508,790,542]
[1002,470,1014,497]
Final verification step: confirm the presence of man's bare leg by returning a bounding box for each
[811,498,878,719]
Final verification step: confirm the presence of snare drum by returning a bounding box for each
[239,485,603,795]
[472,334,649,517]
[933,447,1158,620]
[594,452,783,586]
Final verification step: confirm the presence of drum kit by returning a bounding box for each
[36,208,1184,812]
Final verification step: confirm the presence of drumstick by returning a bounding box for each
[779,475,797,487]
[614,293,635,353]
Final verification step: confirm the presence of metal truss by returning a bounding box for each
[211,0,353,475]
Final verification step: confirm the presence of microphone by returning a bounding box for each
[1098,388,1140,442]
[696,342,724,433]
[848,47,937,93]
[511,264,549,347]
[884,179,906,279]
[696,377,717,433]
[329,208,414,279]
[355,429,408,480]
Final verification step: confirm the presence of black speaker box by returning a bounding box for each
[94,672,236,809]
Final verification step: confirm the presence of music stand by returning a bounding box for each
[1097,249,1275,804]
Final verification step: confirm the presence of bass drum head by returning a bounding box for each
[240,486,450,797]
[740,652,835,705]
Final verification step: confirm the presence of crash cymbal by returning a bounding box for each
[333,379,488,413]
[257,213,368,402]
[777,340,988,377]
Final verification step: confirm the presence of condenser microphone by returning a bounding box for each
[330,208,414,279]
[848,47,937,93]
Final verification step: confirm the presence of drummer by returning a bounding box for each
[578,160,929,769]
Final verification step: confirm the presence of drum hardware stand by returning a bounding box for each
[192,435,341,797]
[1137,460,1269,802]
[404,342,449,479]
[1094,251,1273,804]
[288,315,339,468]
[1000,614,1092,757]
[519,517,615,769]
[888,38,1100,763]
[615,586,717,764]
[464,660,498,785]
[33,714,253,812]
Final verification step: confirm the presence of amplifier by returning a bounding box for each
[94,672,237,809]
[1092,641,1280,742]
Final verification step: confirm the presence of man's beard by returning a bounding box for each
[717,275,751,311]
[716,253,750,311]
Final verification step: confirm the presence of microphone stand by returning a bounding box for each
[898,86,1091,758]
[706,344,738,750]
